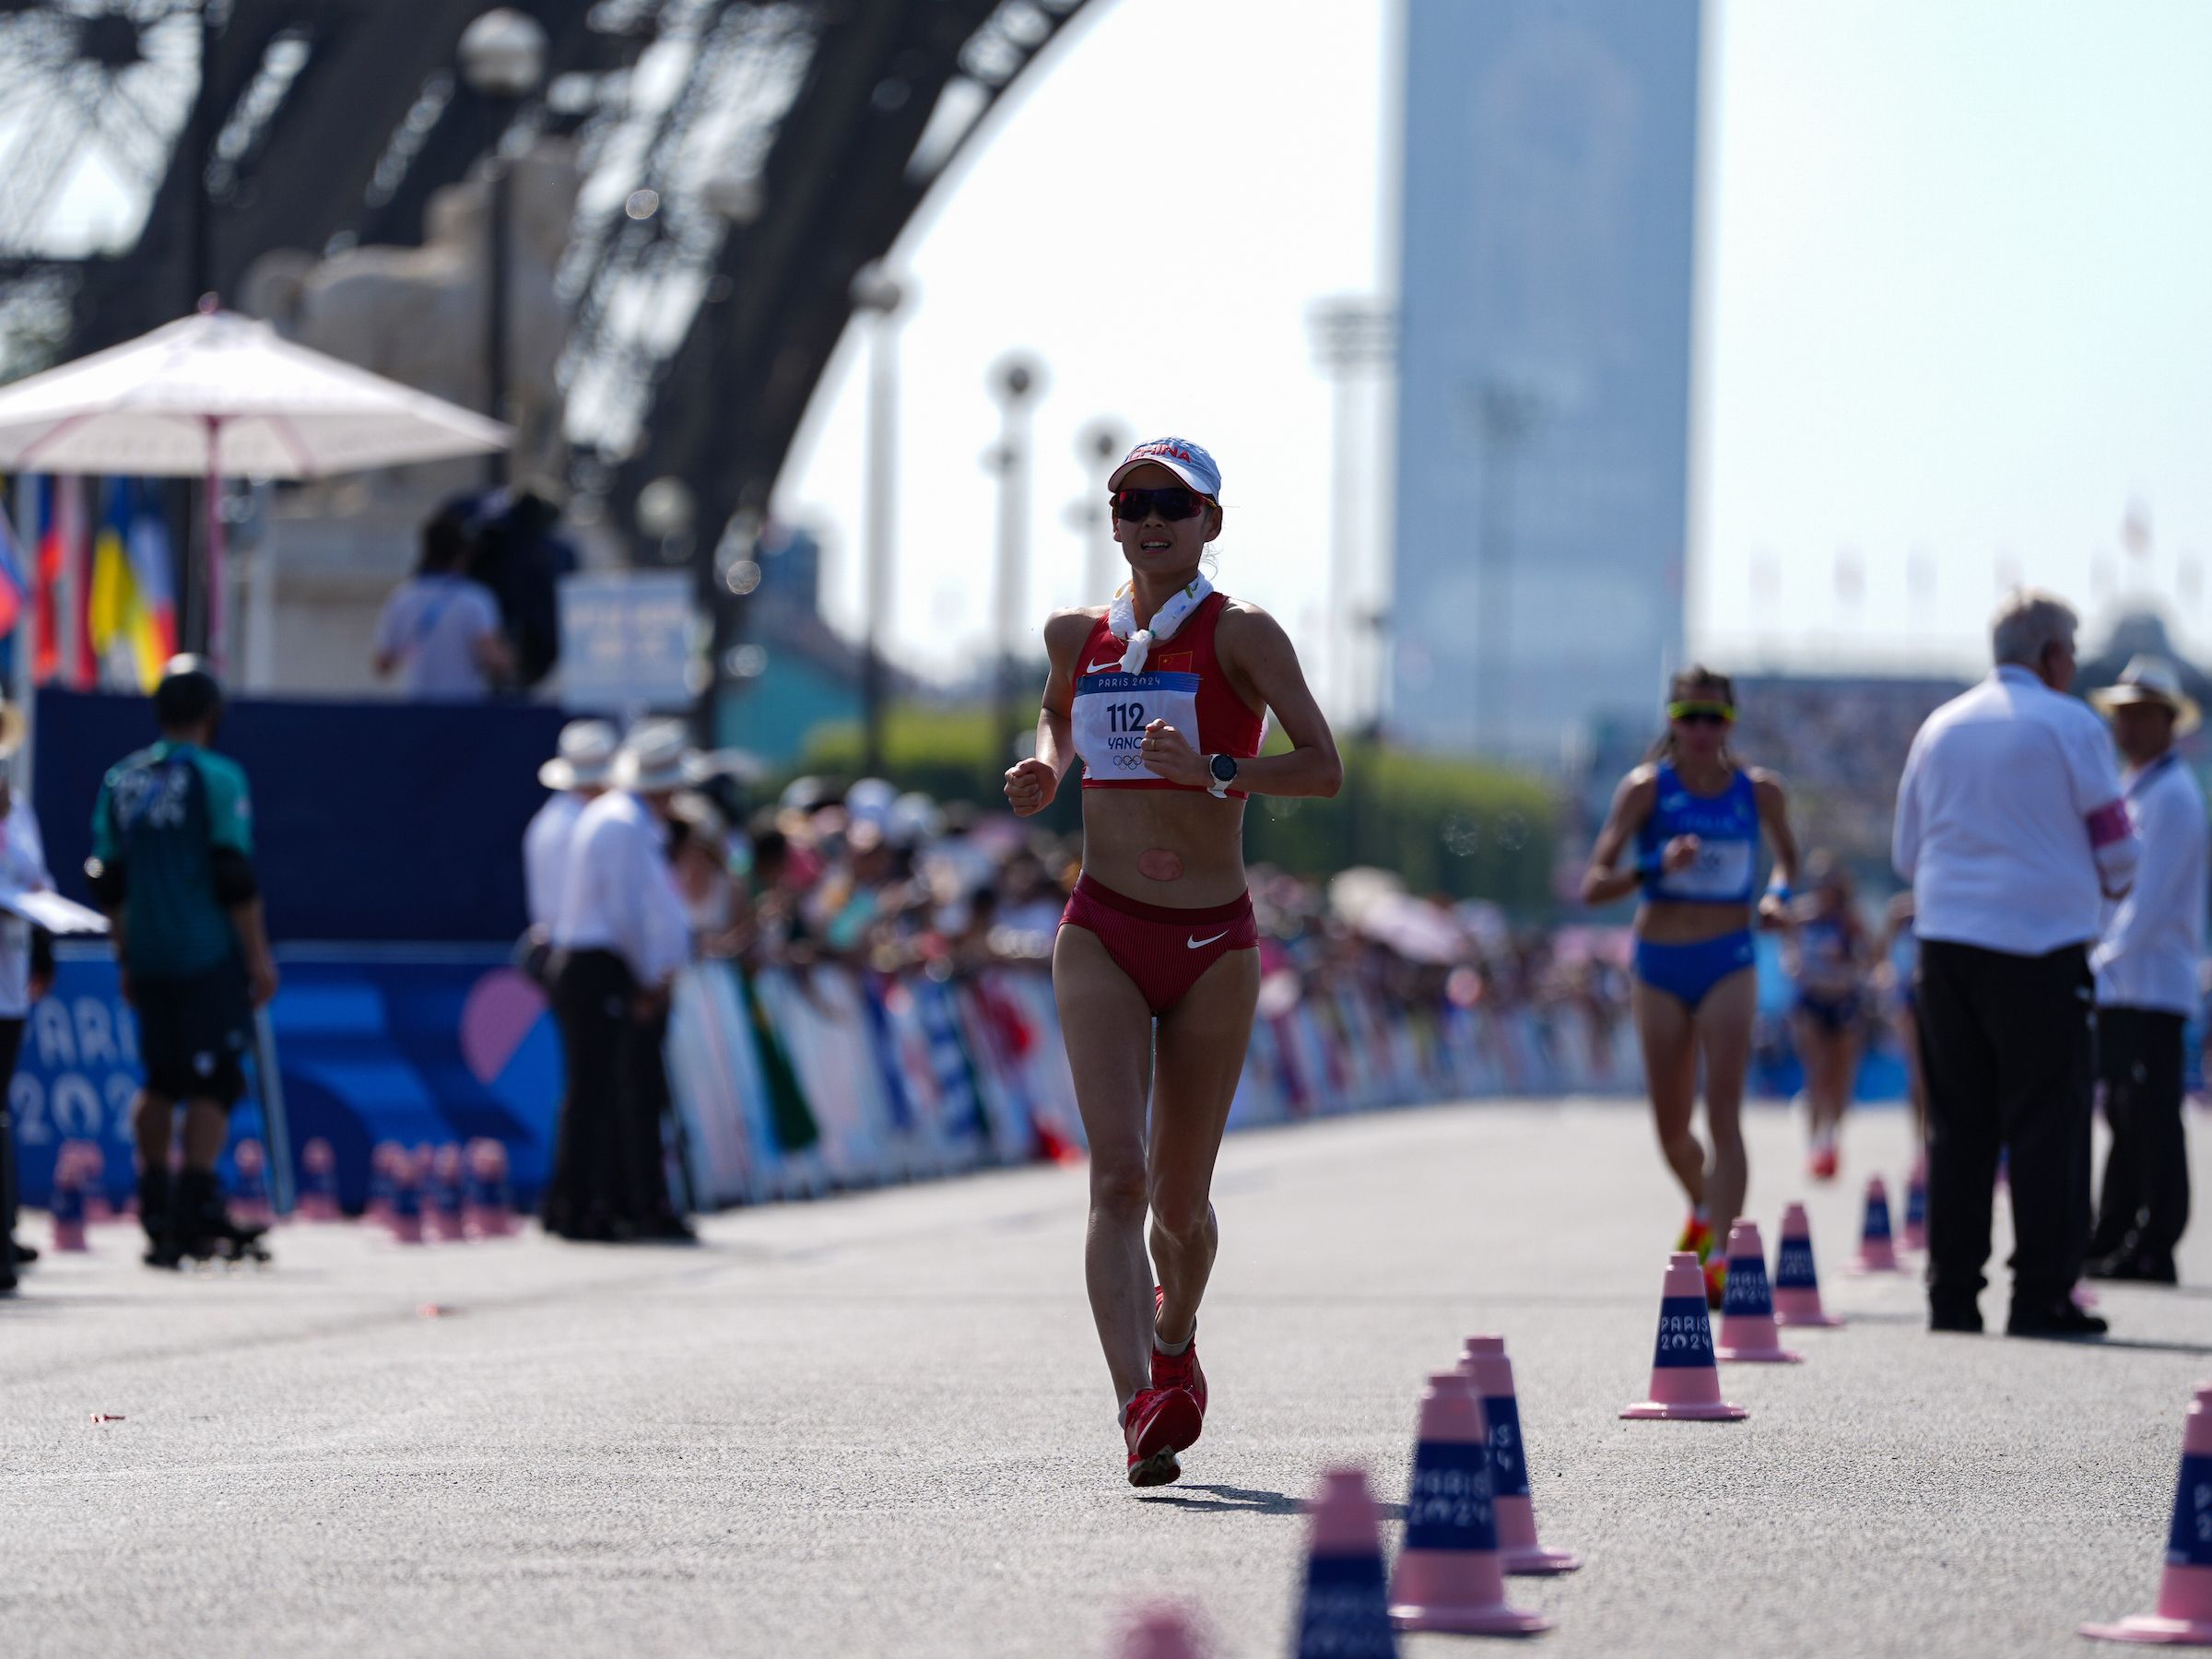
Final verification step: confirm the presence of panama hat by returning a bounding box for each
[2089,654,2202,737]
[612,720,712,794]
[538,719,619,790]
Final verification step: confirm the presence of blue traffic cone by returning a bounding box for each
[1850,1176,1905,1273]
[1295,1466,1398,1658]
[1388,1372,1550,1634]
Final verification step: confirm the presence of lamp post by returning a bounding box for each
[457,8,547,488]
[852,265,907,776]
[987,354,1045,783]
[1073,420,1129,605]
[1306,298,1394,726]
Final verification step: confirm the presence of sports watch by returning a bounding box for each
[1206,753,1239,798]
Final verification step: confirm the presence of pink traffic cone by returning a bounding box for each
[389,1150,426,1245]
[299,1139,340,1222]
[231,1139,275,1228]
[1458,1335,1580,1574]
[1622,1253,1747,1420]
[2084,1382,2212,1644]
[1772,1202,1845,1327]
[1902,1156,1929,1253]
[49,1146,89,1253]
[1119,1605,1206,1659]
[1388,1372,1550,1634]
[1295,1467,1399,1658]
[78,1144,114,1224]
[465,1139,517,1239]
[1850,1176,1905,1274]
[1714,1220,1803,1363]
[429,1145,469,1242]
[366,1142,402,1230]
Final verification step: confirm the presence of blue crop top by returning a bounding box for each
[1638,762,1760,905]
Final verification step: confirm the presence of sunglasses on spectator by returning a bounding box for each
[1667,701,1736,726]
[1111,486,1212,523]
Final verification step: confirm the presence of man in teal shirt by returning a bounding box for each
[87,658,279,1266]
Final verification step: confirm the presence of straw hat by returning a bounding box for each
[2089,654,2202,737]
[538,719,618,790]
[612,720,711,794]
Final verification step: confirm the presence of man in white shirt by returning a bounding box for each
[1893,589,2140,1337]
[545,722,700,1242]
[2085,656,2206,1285]
[521,719,618,971]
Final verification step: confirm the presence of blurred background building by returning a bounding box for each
[1391,0,1701,771]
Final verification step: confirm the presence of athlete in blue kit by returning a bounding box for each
[1582,667,1799,1305]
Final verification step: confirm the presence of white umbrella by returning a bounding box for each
[0,300,511,666]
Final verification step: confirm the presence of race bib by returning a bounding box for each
[1661,838,1753,900]
[1074,670,1201,783]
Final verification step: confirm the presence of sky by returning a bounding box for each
[777,0,2212,712]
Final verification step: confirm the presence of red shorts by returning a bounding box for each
[1059,875,1258,1016]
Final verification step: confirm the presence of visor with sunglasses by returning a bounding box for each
[1667,700,1736,725]
[1110,485,1213,524]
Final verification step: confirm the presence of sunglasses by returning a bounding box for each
[1111,486,1212,523]
[1667,700,1736,727]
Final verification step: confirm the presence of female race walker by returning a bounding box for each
[1786,851,1868,1181]
[1582,668,1797,1304]
[1004,437,1341,1487]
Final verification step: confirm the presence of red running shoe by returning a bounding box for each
[1807,1144,1840,1182]
[1675,1213,1713,1264]
[1124,1386,1203,1488]
[1151,1286,1208,1422]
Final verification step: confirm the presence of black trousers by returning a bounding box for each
[546,949,632,1234]
[1915,939,2095,1312]
[0,1016,24,1241]
[545,951,677,1235]
[2093,1006,2191,1257]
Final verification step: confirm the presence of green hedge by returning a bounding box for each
[796,705,1560,913]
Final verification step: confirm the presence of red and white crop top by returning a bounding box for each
[1070,591,1268,795]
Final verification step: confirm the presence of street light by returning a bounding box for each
[852,265,907,774]
[1072,420,1129,605]
[987,353,1045,782]
[458,8,548,486]
[1306,297,1394,727]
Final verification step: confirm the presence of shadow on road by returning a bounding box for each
[1137,1484,1410,1522]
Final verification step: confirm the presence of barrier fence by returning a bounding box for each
[14,947,1644,1212]
[665,961,1647,1209]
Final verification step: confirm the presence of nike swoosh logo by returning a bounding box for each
[1186,931,1230,949]
[1086,658,1125,673]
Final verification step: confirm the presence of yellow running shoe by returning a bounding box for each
[1703,1256,1728,1310]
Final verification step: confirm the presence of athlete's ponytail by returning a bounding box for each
[1646,665,1741,769]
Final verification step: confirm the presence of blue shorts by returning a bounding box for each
[1634,931,1756,1012]
[1795,993,1862,1033]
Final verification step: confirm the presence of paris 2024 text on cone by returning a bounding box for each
[1388,1371,1551,1634]
[1458,1335,1581,1575]
[1714,1219,1804,1363]
[1850,1175,1906,1274]
[1622,1252,1747,1420]
[1772,1201,1846,1328]
[2084,1382,2212,1645]
[1295,1467,1399,1659]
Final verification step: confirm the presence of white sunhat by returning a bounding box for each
[538,719,618,790]
[613,720,712,794]
[2089,653,2203,738]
